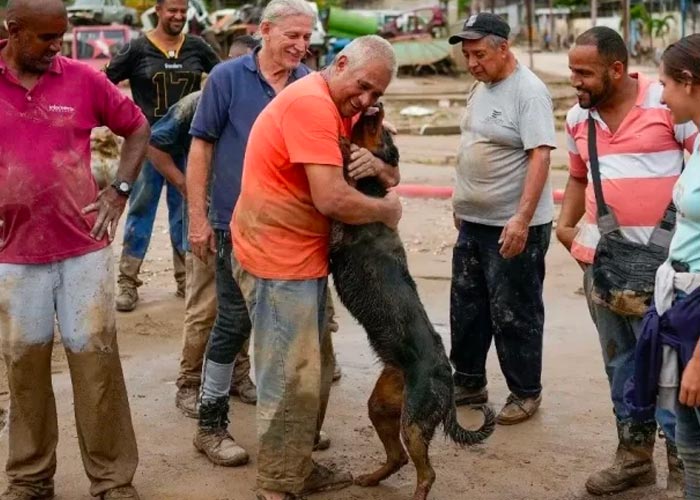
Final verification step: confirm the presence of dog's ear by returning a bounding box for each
[339,136,352,173]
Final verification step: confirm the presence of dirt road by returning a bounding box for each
[0,135,674,500]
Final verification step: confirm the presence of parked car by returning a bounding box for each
[68,0,138,27]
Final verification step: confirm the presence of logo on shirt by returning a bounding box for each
[48,104,75,114]
[164,63,184,70]
[490,109,502,119]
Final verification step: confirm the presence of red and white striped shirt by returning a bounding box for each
[566,74,696,264]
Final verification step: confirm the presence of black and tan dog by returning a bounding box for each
[330,106,496,500]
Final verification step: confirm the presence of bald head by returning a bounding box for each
[4,0,67,75]
[6,0,67,22]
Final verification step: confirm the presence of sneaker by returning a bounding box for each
[313,431,331,451]
[116,285,138,312]
[454,385,488,406]
[176,282,185,299]
[496,393,542,425]
[101,485,140,499]
[300,461,352,495]
[230,376,257,405]
[175,386,199,419]
[194,427,249,467]
[0,486,54,500]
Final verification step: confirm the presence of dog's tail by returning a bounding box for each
[443,403,496,446]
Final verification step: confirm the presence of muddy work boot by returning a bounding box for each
[101,485,140,499]
[175,385,199,419]
[313,430,331,452]
[173,248,186,298]
[193,396,249,467]
[454,385,488,406]
[116,255,143,312]
[300,461,353,496]
[585,422,657,496]
[0,486,54,500]
[230,375,257,405]
[666,441,684,499]
[496,393,542,425]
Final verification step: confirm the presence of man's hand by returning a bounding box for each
[189,214,216,263]
[680,357,700,407]
[82,187,127,241]
[382,190,403,230]
[348,145,381,180]
[499,213,529,259]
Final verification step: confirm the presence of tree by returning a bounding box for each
[629,4,674,51]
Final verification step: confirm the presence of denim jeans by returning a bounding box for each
[121,159,185,260]
[200,231,253,403]
[583,267,676,442]
[677,404,700,499]
[450,220,551,398]
[232,256,331,494]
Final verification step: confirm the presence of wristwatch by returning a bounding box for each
[111,179,133,198]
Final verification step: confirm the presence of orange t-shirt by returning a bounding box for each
[232,73,352,279]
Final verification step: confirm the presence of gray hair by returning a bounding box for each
[261,0,316,25]
[334,35,398,78]
[484,34,508,49]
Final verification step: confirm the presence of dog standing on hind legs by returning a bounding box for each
[330,105,496,500]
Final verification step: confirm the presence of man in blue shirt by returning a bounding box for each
[186,0,337,469]
[147,37,260,424]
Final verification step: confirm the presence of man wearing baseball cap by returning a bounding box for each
[448,12,557,425]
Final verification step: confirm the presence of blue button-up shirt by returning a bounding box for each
[190,47,311,231]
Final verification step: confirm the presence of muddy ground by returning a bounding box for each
[0,81,676,499]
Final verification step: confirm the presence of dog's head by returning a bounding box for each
[351,103,385,155]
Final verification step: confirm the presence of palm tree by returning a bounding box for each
[629,3,674,52]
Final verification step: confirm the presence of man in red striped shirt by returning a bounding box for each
[557,27,695,497]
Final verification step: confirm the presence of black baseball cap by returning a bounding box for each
[448,13,510,45]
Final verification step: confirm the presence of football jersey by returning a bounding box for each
[106,33,219,124]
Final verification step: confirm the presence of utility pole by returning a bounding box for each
[681,0,688,38]
[490,0,495,13]
[591,0,597,27]
[526,0,534,69]
[622,0,630,48]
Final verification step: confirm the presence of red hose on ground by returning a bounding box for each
[394,185,565,204]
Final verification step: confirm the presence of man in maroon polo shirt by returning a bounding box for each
[0,1,150,499]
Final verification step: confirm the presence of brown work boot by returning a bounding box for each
[454,385,488,406]
[313,430,331,451]
[332,362,342,382]
[666,441,684,499]
[0,486,53,500]
[230,375,257,405]
[194,397,249,467]
[585,422,656,496]
[173,248,186,298]
[101,485,140,499]
[300,461,353,495]
[116,255,142,312]
[175,385,199,419]
[116,284,138,312]
[496,393,542,425]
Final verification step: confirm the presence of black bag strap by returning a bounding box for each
[587,114,620,234]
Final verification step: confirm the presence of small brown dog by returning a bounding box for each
[330,105,495,500]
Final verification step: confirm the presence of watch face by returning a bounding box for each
[119,182,130,192]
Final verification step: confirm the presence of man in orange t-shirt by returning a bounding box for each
[231,35,402,500]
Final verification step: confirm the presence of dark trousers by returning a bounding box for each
[205,230,252,365]
[449,220,551,398]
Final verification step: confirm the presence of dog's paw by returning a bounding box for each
[354,473,381,488]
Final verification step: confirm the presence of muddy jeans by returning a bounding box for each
[119,160,185,288]
[450,221,550,398]
[0,247,138,497]
[232,255,333,495]
[583,267,676,442]
[677,405,700,499]
[177,250,251,390]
